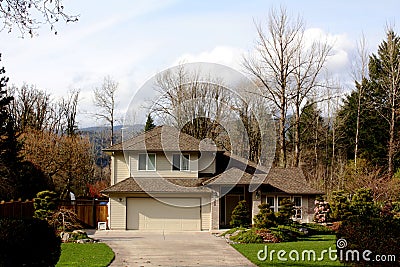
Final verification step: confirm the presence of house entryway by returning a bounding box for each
[219,185,252,228]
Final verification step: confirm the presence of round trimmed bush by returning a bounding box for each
[0,218,61,266]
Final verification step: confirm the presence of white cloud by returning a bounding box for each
[304,28,355,81]
[173,46,245,71]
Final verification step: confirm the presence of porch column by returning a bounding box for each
[211,187,220,230]
[251,190,262,225]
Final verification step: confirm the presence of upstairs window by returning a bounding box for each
[138,153,156,171]
[172,154,190,171]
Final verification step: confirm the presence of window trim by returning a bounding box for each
[138,153,156,171]
[172,153,190,171]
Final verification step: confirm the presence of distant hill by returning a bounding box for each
[80,124,144,167]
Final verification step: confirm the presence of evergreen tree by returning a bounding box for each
[350,188,379,218]
[230,200,251,228]
[0,54,51,200]
[330,190,352,221]
[337,86,387,166]
[253,203,277,229]
[276,198,295,225]
[33,190,58,221]
[144,114,156,132]
[0,54,19,199]
[367,29,400,177]
[337,30,400,175]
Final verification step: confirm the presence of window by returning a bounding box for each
[293,196,302,219]
[277,196,287,211]
[293,196,302,207]
[172,154,190,171]
[266,197,275,211]
[138,153,156,171]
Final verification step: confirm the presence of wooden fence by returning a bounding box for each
[59,199,108,228]
[0,199,108,229]
[0,200,34,219]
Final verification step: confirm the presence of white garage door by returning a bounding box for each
[127,198,201,230]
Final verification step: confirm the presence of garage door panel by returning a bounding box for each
[127,198,201,230]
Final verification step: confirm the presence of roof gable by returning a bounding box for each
[104,125,221,152]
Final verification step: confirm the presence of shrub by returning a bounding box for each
[255,229,281,243]
[230,229,263,243]
[254,203,277,229]
[337,216,400,266]
[230,200,251,228]
[331,190,352,221]
[276,198,295,225]
[269,227,298,242]
[34,190,58,221]
[0,217,61,266]
[350,188,379,218]
[302,223,333,235]
[50,208,86,233]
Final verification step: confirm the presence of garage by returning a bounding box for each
[126,197,201,230]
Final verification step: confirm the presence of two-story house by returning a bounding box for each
[102,126,323,230]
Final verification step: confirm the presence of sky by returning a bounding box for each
[1,0,399,128]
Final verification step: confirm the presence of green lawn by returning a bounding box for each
[232,235,344,267]
[56,243,114,267]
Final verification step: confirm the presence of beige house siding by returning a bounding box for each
[201,196,211,230]
[128,152,199,178]
[198,152,216,174]
[109,196,126,230]
[112,153,129,185]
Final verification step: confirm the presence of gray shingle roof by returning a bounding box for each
[104,125,222,152]
[102,177,212,193]
[202,167,323,194]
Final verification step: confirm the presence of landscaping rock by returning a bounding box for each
[76,238,93,244]
[60,232,70,243]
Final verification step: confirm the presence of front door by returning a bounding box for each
[225,195,241,226]
[220,186,245,227]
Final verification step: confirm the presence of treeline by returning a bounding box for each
[0,59,112,201]
[148,8,400,202]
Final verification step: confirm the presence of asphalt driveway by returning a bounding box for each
[89,230,256,267]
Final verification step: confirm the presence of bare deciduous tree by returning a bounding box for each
[291,38,331,167]
[93,76,118,145]
[152,65,231,146]
[60,89,79,136]
[351,34,369,169]
[243,6,304,168]
[0,0,79,36]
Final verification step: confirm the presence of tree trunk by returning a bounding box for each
[388,95,396,178]
[293,102,300,167]
[279,95,286,168]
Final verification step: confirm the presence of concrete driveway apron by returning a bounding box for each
[90,230,256,267]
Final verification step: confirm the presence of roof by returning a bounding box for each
[201,167,322,195]
[104,125,223,152]
[102,177,212,194]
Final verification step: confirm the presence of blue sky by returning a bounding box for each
[0,0,399,127]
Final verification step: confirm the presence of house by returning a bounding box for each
[102,126,323,230]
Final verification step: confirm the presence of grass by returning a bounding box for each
[56,243,114,267]
[232,235,344,266]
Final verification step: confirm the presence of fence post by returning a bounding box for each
[92,198,96,228]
